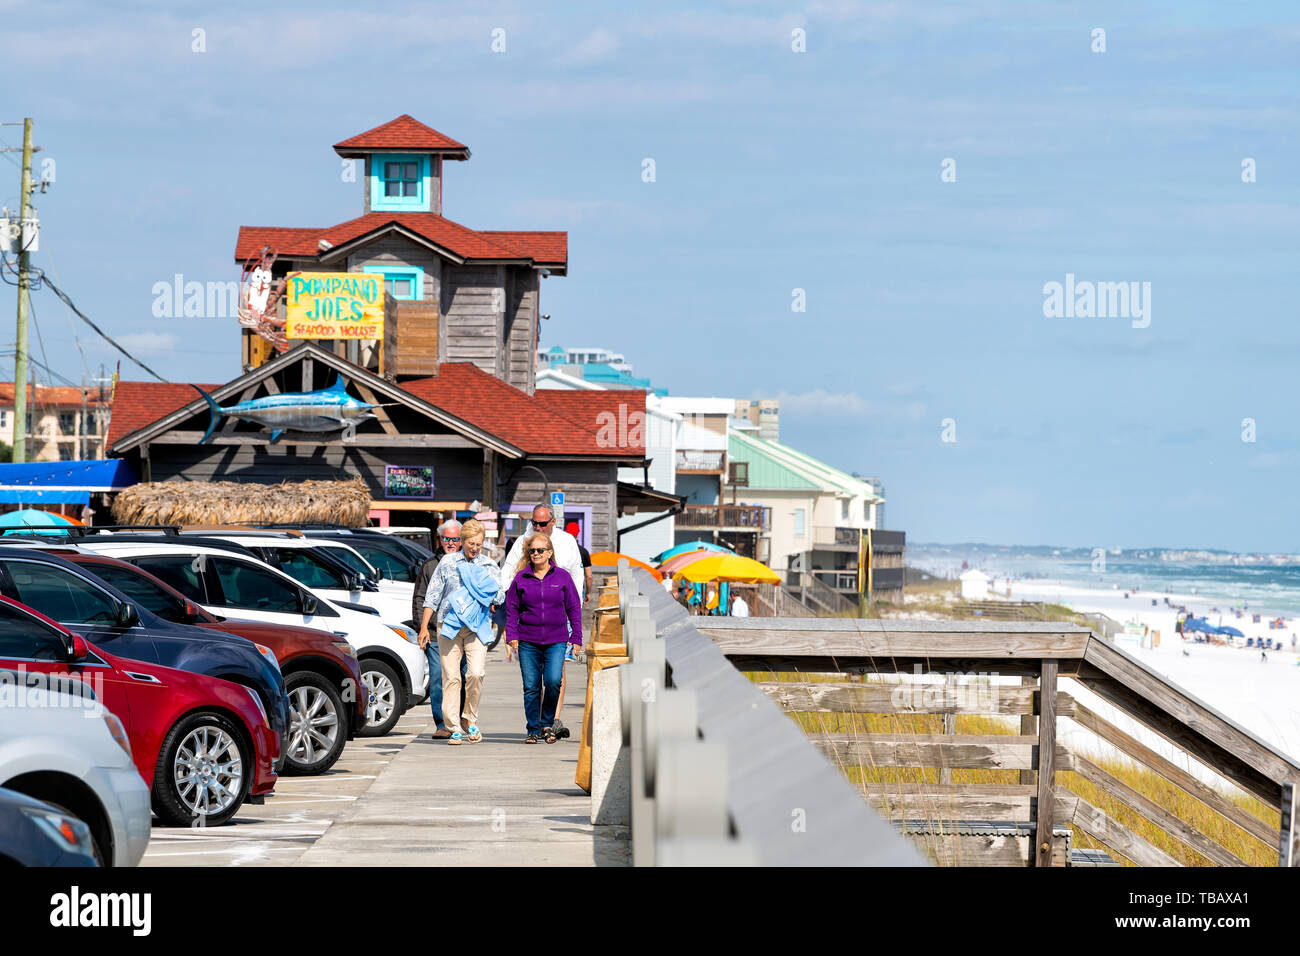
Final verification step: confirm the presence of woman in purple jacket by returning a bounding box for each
[505,532,583,744]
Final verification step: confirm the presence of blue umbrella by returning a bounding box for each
[0,508,75,536]
[1183,616,1220,634]
[652,540,732,564]
[1219,626,1244,638]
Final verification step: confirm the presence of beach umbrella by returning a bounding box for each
[1183,616,1219,634]
[652,540,731,563]
[675,553,782,585]
[1218,626,1244,638]
[589,551,661,580]
[0,509,76,532]
[657,549,720,575]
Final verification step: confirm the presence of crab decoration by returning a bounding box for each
[237,247,288,352]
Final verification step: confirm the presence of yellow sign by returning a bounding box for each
[285,272,385,340]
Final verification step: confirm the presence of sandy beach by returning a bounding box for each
[1000,578,1300,774]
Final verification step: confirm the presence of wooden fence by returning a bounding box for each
[697,617,1300,867]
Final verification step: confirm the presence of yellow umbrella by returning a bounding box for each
[675,553,781,585]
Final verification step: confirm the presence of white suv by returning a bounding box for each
[73,540,428,738]
[0,680,151,866]
[183,533,414,626]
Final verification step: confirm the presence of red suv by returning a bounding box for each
[0,597,277,827]
[51,551,365,776]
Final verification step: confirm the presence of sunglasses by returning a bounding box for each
[441,537,461,543]
[533,518,553,526]
[527,548,552,555]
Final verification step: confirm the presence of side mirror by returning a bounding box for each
[182,599,202,623]
[301,592,319,615]
[373,567,386,582]
[345,573,363,591]
[68,633,88,661]
[116,603,139,629]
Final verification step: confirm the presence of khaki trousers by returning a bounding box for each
[439,627,487,730]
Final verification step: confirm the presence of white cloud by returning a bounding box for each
[116,331,178,353]
[556,29,620,66]
[775,388,871,416]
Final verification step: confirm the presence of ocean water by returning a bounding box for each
[910,543,1300,618]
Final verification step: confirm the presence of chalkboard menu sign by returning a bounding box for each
[385,465,434,499]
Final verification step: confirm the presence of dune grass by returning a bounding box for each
[748,670,1280,866]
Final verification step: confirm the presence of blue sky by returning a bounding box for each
[2,1,1296,551]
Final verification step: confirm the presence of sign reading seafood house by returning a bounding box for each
[285,271,385,340]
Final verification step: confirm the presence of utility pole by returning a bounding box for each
[12,118,34,462]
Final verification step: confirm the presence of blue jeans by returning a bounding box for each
[425,642,468,729]
[517,640,566,736]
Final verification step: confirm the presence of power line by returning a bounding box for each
[0,252,169,382]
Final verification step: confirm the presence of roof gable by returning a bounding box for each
[334,115,470,158]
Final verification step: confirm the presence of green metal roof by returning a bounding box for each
[728,430,884,500]
[727,431,820,490]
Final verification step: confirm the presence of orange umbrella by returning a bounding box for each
[589,551,662,581]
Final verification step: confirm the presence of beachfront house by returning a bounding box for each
[724,429,902,609]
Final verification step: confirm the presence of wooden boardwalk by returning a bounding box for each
[143,649,628,867]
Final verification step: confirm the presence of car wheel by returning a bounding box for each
[356,660,403,737]
[152,711,249,827]
[282,672,346,775]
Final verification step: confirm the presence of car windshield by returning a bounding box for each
[272,549,349,590]
[321,545,371,575]
[85,562,195,624]
[349,543,414,582]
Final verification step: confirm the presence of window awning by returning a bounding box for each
[0,459,137,505]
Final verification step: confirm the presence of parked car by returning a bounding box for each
[184,532,413,625]
[74,540,428,737]
[55,552,365,775]
[0,678,151,866]
[0,597,278,827]
[300,529,427,583]
[0,547,289,754]
[0,785,99,866]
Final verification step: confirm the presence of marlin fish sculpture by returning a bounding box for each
[194,375,379,444]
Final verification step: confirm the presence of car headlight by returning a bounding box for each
[254,643,281,672]
[392,625,419,645]
[243,686,269,725]
[21,805,96,857]
[331,640,356,658]
[102,712,132,759]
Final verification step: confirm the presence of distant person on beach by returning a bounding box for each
[505,531,582,744]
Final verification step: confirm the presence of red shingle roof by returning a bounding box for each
[234,213,567,270]
[0,383,110,408]
[105,382,217,449]
[535,389,647,455]
[402,366,642,458]
[333,115,469,157]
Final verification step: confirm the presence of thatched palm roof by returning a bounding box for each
[110,478,371,527]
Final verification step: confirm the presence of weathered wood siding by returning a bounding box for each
[504,267,537,394]
[139,443,484,503]
[440,264,503,376]
[501,463,618,552]
[347,235,442,304]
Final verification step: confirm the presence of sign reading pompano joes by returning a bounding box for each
[285,271,385,340]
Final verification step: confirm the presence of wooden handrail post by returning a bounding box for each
[1019,675,1037,786]
[1035,659,1058,867]
[1282,782,1299,867]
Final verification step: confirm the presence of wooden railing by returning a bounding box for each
[786,570,857,615]
[676,504,767,530]
[696,617,1300,867]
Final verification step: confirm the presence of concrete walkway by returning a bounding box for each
[294,647,628,867]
